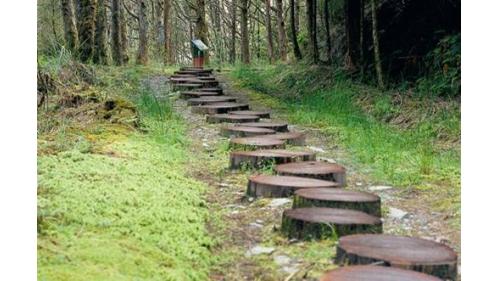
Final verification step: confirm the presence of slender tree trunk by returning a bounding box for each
[76,0,97,62]
[61,0,79,52]
[264,0,274,63]
[163,0,172,64]
[276,0,287,61]
[93,0,109,64]
[344,0,361,70]
[370,0,384,88]
[324,0,332,63]
[306,0,319,63]
[229,0,237,64]
[295,0,300,32]
[120,2,129,64]
[195,0,209,64]
[240,0,250,64]
[359,0,365,75]
[111,0,123,65]
[290,0,302,60]
[136,0,149,65]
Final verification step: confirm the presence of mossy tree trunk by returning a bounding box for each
[229,0,237,64]
[76,0,97,62]
[111,0,123,65]
[240,0,250,64]
[163,0,172,65]
[120,1,129,64]
[136,0,149,65]
[290,0,302,60]
[195,0,209,64]
[324,0,333,63]
[264,0,274,63]
[344,0,361,70]
[371,0,384,88]
[61,0,79,52]
[93,0,109,65]
[306,0,319,63]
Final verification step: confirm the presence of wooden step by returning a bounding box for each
[236,122,288,132]
[275,161,347,186]
[198,87,223,94]
[336,234,458,280]
[191,102,250,114]
[187,96,237,106]
[220,125,276,138]
[207,114,260,124]
[293,188,381,217]
[229,110,271,118]
[319,266,443,281]
[180,91,222,99]
[175,70,211,76]
[247,175,339,198]
[173,83,202,90]
[261,132,306,146]
[281,207,382,240]
[229,137,285,151]
[230,149,316,169]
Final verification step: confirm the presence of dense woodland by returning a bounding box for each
[38,0,460,95]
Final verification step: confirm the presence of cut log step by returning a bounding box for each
[319,266,443,281]
[191,102,250,114]
[247,175,340,198]
[230,149,316,169]
[236,122,288,132]
[198,87,223,94]
[293,188,381,217]
[221,125,276,138]
[336,234,458,280]
[175,70,211,76]
[207,114,260,124]
[187,96,237,106]
[281,207,382,240]
[275,161,347,186]
[229,137,285,151]
[180,91,222,99]
[229,110,271,118]
[261,132,306,146]
[173,83,202,90]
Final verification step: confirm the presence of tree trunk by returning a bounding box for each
[276,0,287,61]
[136,0,149,65]
[93,0,109,64]
[370,0,384,88]
[229,0,237,64]
[359,0,365,76]
[264,0,274,63]
[195,0,210,64]
[324,0,332,63]
[306,0,319,63]
[163,0,172,64]
[240,0,250,64]
[61,0,79,52]
[76,0,97,62]
[120,1,129,64]
[344,0,361,70]
[290,0,302,60]
[111,0,123,65]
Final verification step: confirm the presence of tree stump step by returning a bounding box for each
[293,188,381,217]
[261,132,306,146]
[319,266,443,281]
[187,96,237,106]
[247,175,340,198]
[229,137,286,151]
[281,207,382,240]
[221,125,276,138]
[175,70,211,76]
[180,91,222,99]
[229,149,316,169]
[173,83,202,90]
[207,114,260,124]
[336,234,458,280]
[275,161,347,186]
[236,122,288,132]
[191,102,250,114]
[198,87,223,94]
[229,110,271,118]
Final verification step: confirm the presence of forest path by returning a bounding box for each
[162,71,460,280]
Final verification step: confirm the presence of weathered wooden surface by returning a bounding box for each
[293,188,381,217]
[229,137,286,151]
[220,125,275,138]
[172,83,203,90]
[191,102,250,114]
[229,110,271,118]
[319,266,443,281]
[247,175,339,197]
[206,114,260,124]
[197,87,223,94]
[180,91,222,99]
[275,161,347,186]
[336,234,458,280]
[236,122,289,132]
[229,149,316,169]
[281,207,382,240]
[261,132,306,146]
[187,96,237,106]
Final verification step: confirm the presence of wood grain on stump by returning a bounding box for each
[229,137,285,151]
[320,266,443,281]
[191,102,250,114]
[180,91,222,99]
[236,122,288,132]
[206,114,260,124]
[275,161,347,186]
[293,188,381,217]
[220,125,275,138]
[229,149,316,169]
[261,132,306,146]
[229,110,271,118]
[187,96,237,106]
[197,87,223,94]
[336,234,458,280]
[281,207,382,240]
[247,175,340,198]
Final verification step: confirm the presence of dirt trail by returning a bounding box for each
[158,72,460,280]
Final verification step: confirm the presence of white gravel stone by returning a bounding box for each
[245,246,275,257]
